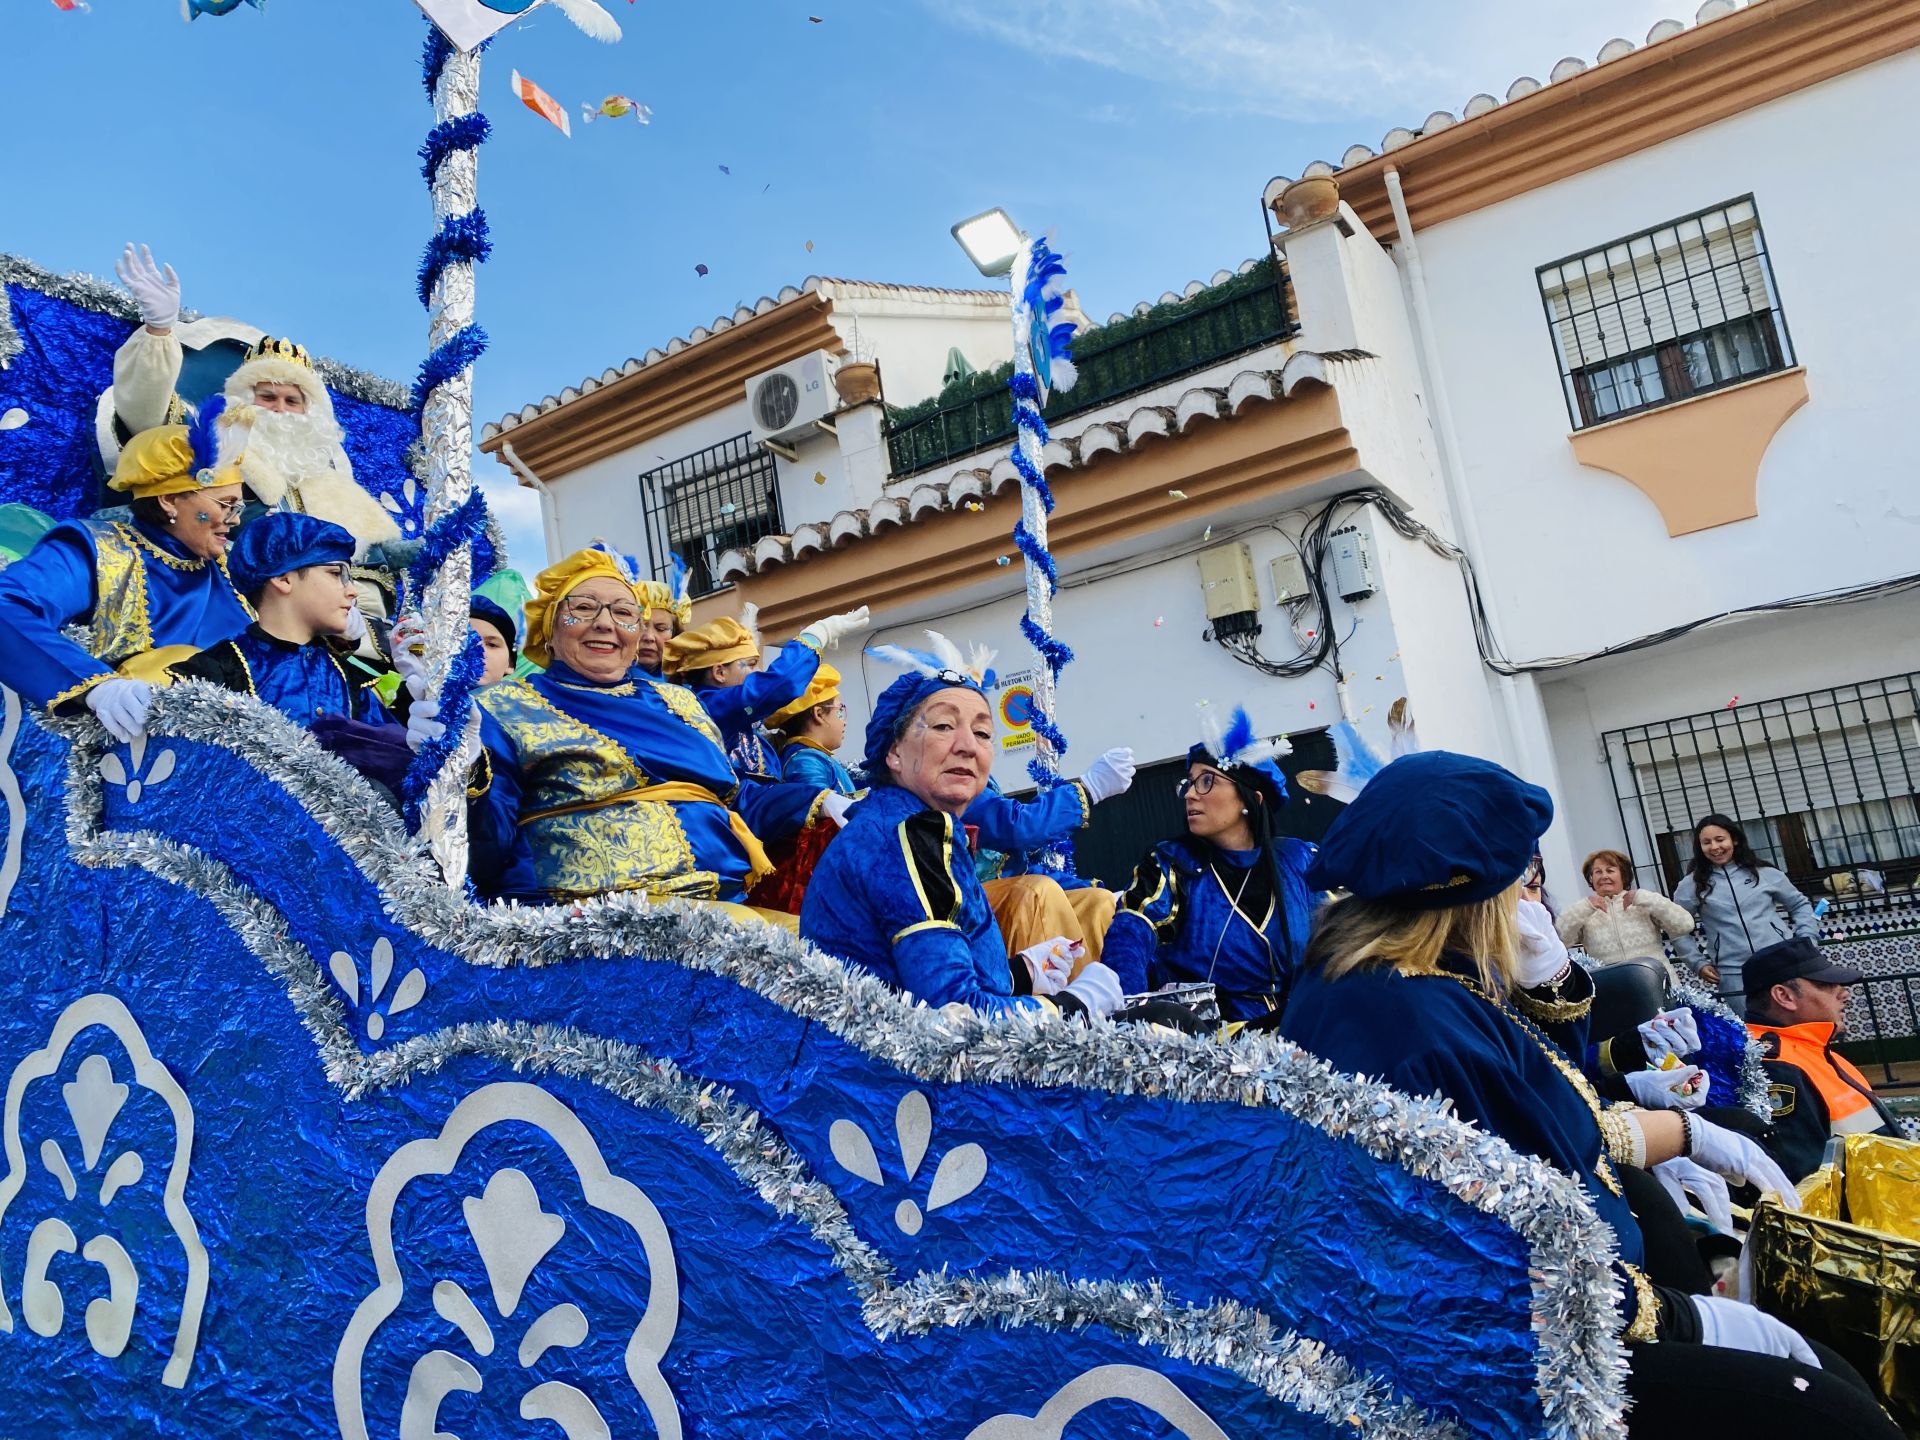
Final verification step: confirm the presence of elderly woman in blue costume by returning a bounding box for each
[0,408,250,741]
[1103,706,1316,1025]
[631,559,692,679]
[440,545,834,906]
[800,634,1126,1019]
[663,602,869,779]
[1278,752,1902,1438]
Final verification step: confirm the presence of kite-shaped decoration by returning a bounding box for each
[511,69,572,137]
[416,0,619,53]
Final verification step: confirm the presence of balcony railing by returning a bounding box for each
[638,432,783,599]
[885,256,1296,479]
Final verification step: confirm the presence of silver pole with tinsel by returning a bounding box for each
[1008,245,1058,787]
[415,41,482,887]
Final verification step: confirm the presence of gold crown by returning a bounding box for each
[244,336,313,369]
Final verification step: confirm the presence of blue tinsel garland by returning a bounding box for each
[410,324,488,416]
[405,490,493,598]
[418,112,490,182]
[400,626,485,824]
[416,211,494,308]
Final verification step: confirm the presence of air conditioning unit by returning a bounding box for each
[747,351,838,446]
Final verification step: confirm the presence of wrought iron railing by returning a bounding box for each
[885,256,1296,478]
[637,432,783,599]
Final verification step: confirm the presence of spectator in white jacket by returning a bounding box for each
[1556,849,1697,980]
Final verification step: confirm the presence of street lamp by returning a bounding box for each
[949,207,1070,826]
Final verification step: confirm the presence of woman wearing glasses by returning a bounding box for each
[0,415,251,742]
[456,546,831,906]
[1101,708,1317,1024]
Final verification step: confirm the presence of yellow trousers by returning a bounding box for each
[983,876,1118,976]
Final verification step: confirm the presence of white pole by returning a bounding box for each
[1007,241,1061,792]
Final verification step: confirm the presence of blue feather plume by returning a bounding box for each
[185,394,227,477]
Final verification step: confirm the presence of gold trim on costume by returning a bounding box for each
[1513,982,1593,1024]
[1621,1263,1659,1343]
[45,671,115,713]
[897,812,958,924]
[892,918,962,942]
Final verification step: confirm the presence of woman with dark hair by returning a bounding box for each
[1101,707,1315,1023]
[1672,815,1817,1013]
[1280,753,1896,1438]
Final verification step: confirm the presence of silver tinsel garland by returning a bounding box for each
[0,253,410,410]
[51,688,1628,1437]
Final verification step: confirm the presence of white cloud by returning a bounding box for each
[933,0,1698,125]
[477,467,550,579]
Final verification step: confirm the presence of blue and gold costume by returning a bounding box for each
[1104,835,1315,1019]
[171,623,385,726]
[0,517,252,709]
[666,616,821,780]
[472,659,822,904]
[780,738,855,794]
[800,783,1042,1016]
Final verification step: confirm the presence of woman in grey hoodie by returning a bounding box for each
[1671,813,1818,1014]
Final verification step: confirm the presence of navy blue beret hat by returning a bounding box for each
[227,512,355,596]
[1304,750,1553,908]
[863,670,987,783]
[470,594,518,652]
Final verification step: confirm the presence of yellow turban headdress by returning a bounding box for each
[108,421,242,500]
[663,616,759,676]
[521,544,645,669]
[767,663,842,729]
[636,578,693,630]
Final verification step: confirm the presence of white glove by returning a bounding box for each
[798,605,870,651]
[403,675,480,769]
[115,242,181,331]
[1077,747,1136,805]
[1638,1008,1701,1064]
[1687,1115,1801,1208]
[820,791,854,828]
[388,615,431,687]
[1625,1064,1709,1111]
[86,678,155,743]
[1514,898,1572,986]
[1017,937,1080,997]
[341,603,368,645]
[1062,961,1123,1020]
[1690,1295,1819,1367]
[1653,1156,1734,1234]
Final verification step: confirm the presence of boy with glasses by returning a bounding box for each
[771,664,856,794]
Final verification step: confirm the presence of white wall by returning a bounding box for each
[830,297,1011,410]
[1410,52,1920,666]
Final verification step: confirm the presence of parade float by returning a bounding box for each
[0,3,1651,1436]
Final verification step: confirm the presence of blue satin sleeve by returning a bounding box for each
[964,781,1090,852]
[470,711,537,899]
[0,526,112,706]
[733,774,823,844]
[1102,847,1179,995]
[702,640,821,731]
[781,744,853,794]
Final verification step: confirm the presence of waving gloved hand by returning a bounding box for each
[1687,1115,1801,1208]
[1061,961,1124,1020]
[115,243,181,331]
[798,605,870,651]
[86,678,156,743]
[1653,1156,1734,1233]
[1639,1007,1702,1064]
[387,615,431,687]
[1017,937,1081,997]
[1625,1063,1709,1111]
[1077,747,1136,805]
[1690,1296,1819,1367]
[1514,898,1573,986]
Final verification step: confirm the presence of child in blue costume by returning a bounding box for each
[771,662,857,794]
[438,546,830,905]
[170,514,386,726]
[1278,751,1892,1438]
[1103,708,1315,1022]
[800,635,1125,1020]
[665,604,868,781]
[0,412,250,740]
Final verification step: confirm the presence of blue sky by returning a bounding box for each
[4,0,1684,569]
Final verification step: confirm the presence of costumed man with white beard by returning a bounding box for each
[112,244,405,653]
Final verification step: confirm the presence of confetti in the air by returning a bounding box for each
[964,501,984,512]
[719,503,737,515]
[695,263,710,277]
[805,240,815,253]
[52,0,90,10]
[1388,649,1401,661]
[812,471,827,485]
[1168,488,1187,499]
[582,94,652,125]
[1727,694,1741,708]
[510,70,572,137]
[718,164,732,175]
[1308,702,1316,710]
[1153,617,1164,627]
[809,13,824,20]
[1202,526,1212,541]
[995,556,1011,566]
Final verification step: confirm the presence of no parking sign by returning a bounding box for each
[997,676,1036,751]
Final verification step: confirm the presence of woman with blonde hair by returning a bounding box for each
[1280,752,1894,1437]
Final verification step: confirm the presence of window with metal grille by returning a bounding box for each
[1536,196,1796,430]
[1601,674,1920,906]
[637,433,784,598]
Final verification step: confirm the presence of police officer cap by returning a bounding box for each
[1743,936,1862,995]
[1304,750,1553,907]
[228,513,355,596]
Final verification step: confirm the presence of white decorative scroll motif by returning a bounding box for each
[0,686,24,918]
[328,937,427,1041]
[98,733,176,806]
[0,994,207,1388]
[966,1365,1233,1440]
[829,1090,988,1237]
[333,1081,681,1440]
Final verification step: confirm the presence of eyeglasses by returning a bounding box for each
[305,562,353,586]
[560,596,643,628]
[1175,772,1224,798]
[828,702,849,718]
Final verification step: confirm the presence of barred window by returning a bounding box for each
[1537,196,1795,430]
[637,433,784,599]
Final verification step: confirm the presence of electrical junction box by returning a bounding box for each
[1328,525,1378,603]
[1198,542,1260,619]
[1269,551,1310,605]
